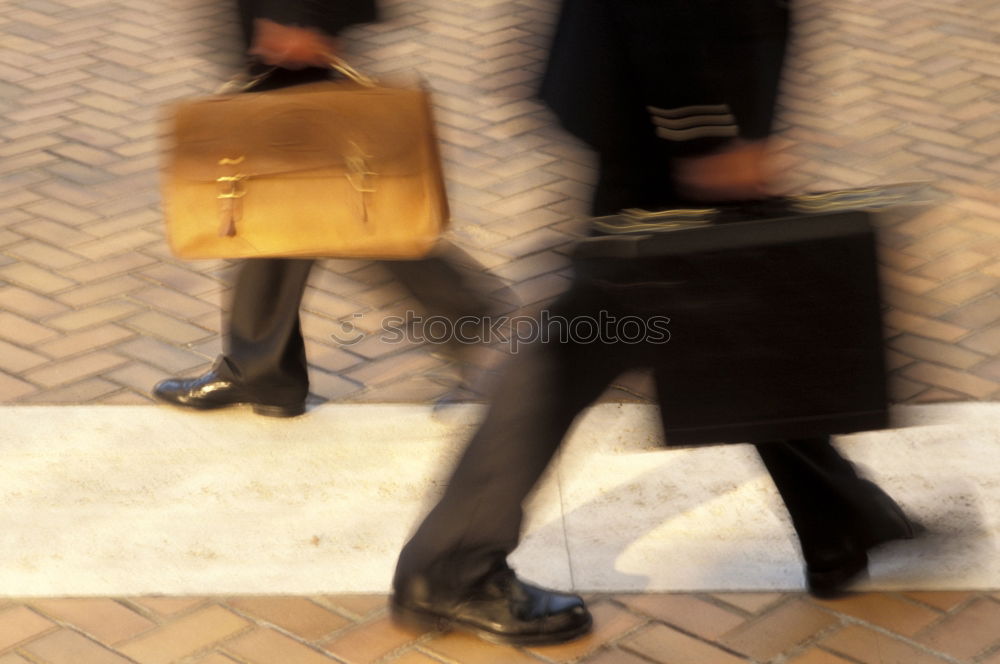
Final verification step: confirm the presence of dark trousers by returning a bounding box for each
[394,151,909,595]
[219,248,502,405]
[393,287,907,594]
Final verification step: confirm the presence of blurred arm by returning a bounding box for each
[236,0,378,67]
[542,0,791,202]
[249,18,339,68]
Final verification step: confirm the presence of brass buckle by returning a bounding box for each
[216,157,247,237]
[217,158,248,199]
[216,174,248,199]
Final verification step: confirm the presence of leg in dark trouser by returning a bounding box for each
[382,243,518,398]
[382,243,515,387]
[756,438,915,595]
[395,343,620,592]
[152,258,314,416]
[225,258,314,405]
[225,246,508,397]
[392,293,631,644]
[382,243,511,324]
[153,242,511,414]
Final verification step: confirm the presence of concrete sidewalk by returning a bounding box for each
[1,402,999,597]
[0,401,998,664]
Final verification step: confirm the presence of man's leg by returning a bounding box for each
[381,243,514,393]
[152,64,329,416]
[755,437,915,596]
[226,258,314,401]
[393,301,629,644]
[153,258,313,416]
[383,243,511,323]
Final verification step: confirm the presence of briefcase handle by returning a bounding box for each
[326,55,376,86]
[216,55,376,94]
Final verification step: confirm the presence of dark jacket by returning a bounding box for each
[541,0,790,157]
[237,0,378,46]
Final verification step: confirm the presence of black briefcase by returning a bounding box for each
[571,188,918,446]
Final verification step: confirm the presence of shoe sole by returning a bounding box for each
[153,394,305,418]
[807,557,869,599]
[251,403,306,418]
[390,600,592,646]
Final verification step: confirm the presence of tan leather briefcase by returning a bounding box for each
[161,65,448,260]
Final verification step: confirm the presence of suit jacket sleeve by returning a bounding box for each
[622,0,790,155]
[542,0,790,157]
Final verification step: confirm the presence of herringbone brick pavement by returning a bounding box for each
[0,592,999,663]
[1,0,997,405]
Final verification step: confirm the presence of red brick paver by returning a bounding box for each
[0,593,995,664]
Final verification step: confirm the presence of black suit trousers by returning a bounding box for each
[221,250,501,404]
[394,291,907,594]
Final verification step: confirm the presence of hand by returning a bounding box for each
[673,140,772,202]
[249,19,339,69]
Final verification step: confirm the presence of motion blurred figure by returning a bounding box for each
[391,0,916,646]
[154,0,505,416]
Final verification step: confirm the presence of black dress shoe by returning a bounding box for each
[806,544,870,599]
[153,368,305,417]
[392,567,592,646]
[806,502,923,599]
